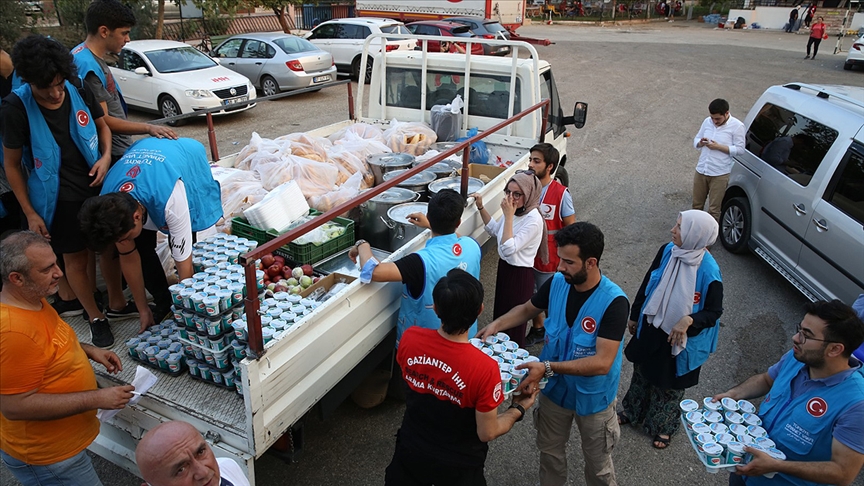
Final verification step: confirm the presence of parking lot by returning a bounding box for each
[3,19,863,486]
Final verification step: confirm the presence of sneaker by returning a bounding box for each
[525,327,546,346]
[105,300,140,320]
[51,298,83,317]
[89,318,115,348]
[804,55,810,59]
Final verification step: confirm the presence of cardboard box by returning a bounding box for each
[458,163,506,181]
[300,272,356,298]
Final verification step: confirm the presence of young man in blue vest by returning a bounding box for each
[479,222,630,486]
[78,137,223,332]
[349,188,482,347]
[1,35,117,348]
[715,300,864,486]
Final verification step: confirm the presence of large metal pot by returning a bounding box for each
[428,176,485,196]
[367,153,415,185]
[414,158,462,179]
[359,187,419,250]
[383,202,429,252]
[383,169,437,201]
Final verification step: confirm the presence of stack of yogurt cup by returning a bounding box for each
[125,323,187,375]
[229,292,322,348]
[681,397,786,472]
[469,333,546,396]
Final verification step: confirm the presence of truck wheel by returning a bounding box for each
[352,57,373,84]
[159,95,186,127]
[720,197,751,254]
[844,62,852,71]
[554,167,570,187]
[261,75,280,97]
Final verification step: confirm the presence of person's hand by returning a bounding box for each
[97,385,135,410]
[147,124,178,140]
[88,348,123,374]
[705,140,721,151]
[407,212,429,228]
[348,244,361,264]
[735,447,780,477]
[627,319,638,336]
[698,137,710,147]
[711,390,735,403]
[138,306,155,334]
[668,315,693,346]
[512,384,539,410]
[501,193,516,217]
[26,213,50,239]
[475,321,499,341]
[515,361,545,394]
[89,156,111,187]
[470,193,484,211]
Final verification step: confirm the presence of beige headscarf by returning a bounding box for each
[509,171,548,264]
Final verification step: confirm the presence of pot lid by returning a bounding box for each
[383,169,437,186]
[387,202,428,225]
[369,187,418,204]
[366,153,415,167]
[415,159,462,173]
[430,141,462,153]
[428,176,485,194]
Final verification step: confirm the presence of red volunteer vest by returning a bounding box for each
[534,180,567,273]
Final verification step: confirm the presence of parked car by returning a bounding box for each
[110,40,256,126]
[211,33,337,96]
[19,1,43,15]
[305,18,415,82]
[446,17,512,56]
[844,34,864,71]
[720,82,864,305]
[405,20,485,55]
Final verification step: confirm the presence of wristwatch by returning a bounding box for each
[354,239,369,250]
[509,403,526,422]
[543,360,554,379]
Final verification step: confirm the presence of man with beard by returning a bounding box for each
[714,300,864,486]
[478,222,629,486]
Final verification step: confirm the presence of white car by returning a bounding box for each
[305,18,415,83]
[844,34,864,71]
[110,40,256,125]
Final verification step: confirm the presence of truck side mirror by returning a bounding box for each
[561,102,588,129]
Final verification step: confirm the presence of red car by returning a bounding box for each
[405,20,485,55]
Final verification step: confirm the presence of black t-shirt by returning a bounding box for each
[1,82,104,202]
[531,276,629,342]
[394,253,425,298]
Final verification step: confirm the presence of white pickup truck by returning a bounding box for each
[74,35,586,484]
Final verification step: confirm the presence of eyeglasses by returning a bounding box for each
[504,189,524,199]
[795,324,838,344]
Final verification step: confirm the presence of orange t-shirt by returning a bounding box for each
[0,300,99,465]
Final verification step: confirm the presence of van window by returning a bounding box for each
[825,145,864,225]
[540,69,564,138]
[746,103,838,187]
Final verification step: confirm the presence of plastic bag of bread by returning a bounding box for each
[275,133,332,162]
[288,154,340,198]
[331,130,391,161]
[253,157,295,191]
[308,172,364,213]
[328,146,375,189]
[328,123,386,144]
[383,120,437,156]
[234,132,286,170]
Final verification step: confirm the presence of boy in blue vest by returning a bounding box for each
[478,222,630,486]
[79,137,223,332]
[1,35,117,348]
[714,300,864,486]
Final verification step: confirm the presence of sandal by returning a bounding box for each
[617,411,631,426]
[652,434,671,449]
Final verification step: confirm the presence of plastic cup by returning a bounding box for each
[743,444,768,464]
[710,422,729,436]
[231,340,246,360]
[500,372,513,394]
[503,341,519,352]
[255,270,265,289]
[499,363,513,373]
[211,370,224,385]
[290,304,305,315]
[484,336,499,346]
[220,313,233,333]
[737,400,756,414]
[157,339,171,350]
[271,320,287,332]
[721,397,740,412]
[187,359,200,377]
[279,312,296,324]
[199,365,212,381]
[181,278,196,287]
[222,370,236,387]
[691,423,712,438]
[747,425,767,438]
[703,396,723,412]
[171,306,184,324]
[146,336,161,347]
[754,437,775,449]
[202,349,216,368]
[193,271,209,281]
[204,267,219,276]
[188,332,200,345]
[192,257,205,273]
[725,441,746,464]
[210,335,227,352]
[286,294,302,304]
[523,356,540,363]
[680,398,700,413]
[736,433,754,445]
[495,332,510,342]
[228,283,245,305]
[125,338,141,357]
[684,411,704,430]
[715,433,735,450]
[206,317,222,337]
[225,250,240,264]
[702,442,724,466]
[167,342,183,354]
[232,320,248,341]
[262,327,275,344]
[500,352,516,363]
[725,411,744,426]
[695,433,715,450]
[703,411,723,424]
[156,349,170,369]
[235,377,244,395]
[482,348,494,357]
[215,289,233,311]
[214,350,231,369]
[742,412,762,427]
[469,338,483,348]
[202,296,220,316]
[189,292,207,314]
[135,343,149,360]
[167,353,183,372]
[193,347,205,361]
[514,348,530,359]
[509,368,527,392]
[538,376,548,389]
[491,344,506,355]
[729,423,749,437]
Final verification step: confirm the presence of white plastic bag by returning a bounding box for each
[253,157,295,191]
[308,171,364,212]
[328,123,387,144]
[274,133,332,162]
[289,155,339,198]
[234,132,286,170]
[383,119,437,156]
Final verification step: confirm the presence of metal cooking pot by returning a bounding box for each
[383,202,429,252]
[367,153,415,185]
[383,169,437,201]
[428,176,485,196]
[414,158,462,179]
[359,187,419,250]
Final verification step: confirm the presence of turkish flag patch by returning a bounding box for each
[806,397,827,418]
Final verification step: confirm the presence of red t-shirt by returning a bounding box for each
[396,327,503,467]
[810,23,826,39]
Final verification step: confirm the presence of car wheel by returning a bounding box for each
[720,197,751,254]
[352,57,373,84]
[844,62,853,71]
[261,75,280,97]
[554,167,569,187]
[159,95,186,127]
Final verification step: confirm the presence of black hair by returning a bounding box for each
[11,35,77,88]
[708,98,729,115]
[85,0,137,35]
[426,189,464,235]
[433,268,484,335]
[78,192,139,252]
[530,143,560,171]
[554,222,604,263]
[804,300,864,358]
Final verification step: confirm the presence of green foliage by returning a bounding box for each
[0,1,32,49]
[127,0,159,40]
[189,0,240,35]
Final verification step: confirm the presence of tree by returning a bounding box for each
[155,0,166,39]
[0,0,30,49]
[255,0,303,33]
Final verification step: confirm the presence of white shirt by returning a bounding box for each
[142,180,194,262]
[485,208,544,267]
[218,457,250,486]
[693,115,746,176]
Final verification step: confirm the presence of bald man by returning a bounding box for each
[135,421,249,486]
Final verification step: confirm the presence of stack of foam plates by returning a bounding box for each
[243,180,309,232]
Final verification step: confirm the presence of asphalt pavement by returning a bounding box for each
[3,19,862,486]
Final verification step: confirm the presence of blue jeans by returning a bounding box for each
[0,449,103,486]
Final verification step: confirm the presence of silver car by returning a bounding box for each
[212,33,337,96]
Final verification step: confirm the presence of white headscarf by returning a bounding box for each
[642,210,718,356]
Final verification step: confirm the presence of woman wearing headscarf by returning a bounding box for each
[472,171,546,346]
[618,210,723,449]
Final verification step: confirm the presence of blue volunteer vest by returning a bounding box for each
[395,233,482,347]
[540,273,628,416]
[745,352,864,486]
[635,242,723,377]
[101,138,222,232]
[14,82,100,227]
[71,43,127,114]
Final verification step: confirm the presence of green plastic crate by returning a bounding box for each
[230,217,274,245]
[267,212,355,265]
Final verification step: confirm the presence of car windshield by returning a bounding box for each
[381,24,410,40]
[484,21,509,34]
[144,46,216,73]
[273,36,318,54]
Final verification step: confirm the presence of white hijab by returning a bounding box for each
[643,210,718,356]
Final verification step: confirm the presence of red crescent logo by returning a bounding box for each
[126,166,141,178]
[119,182,135,193]
[453,243,462,256]
[493,382,502,402]
[694,291,702,304]
[806,397,827,417]
[581,317,597,334]
[76,110,89,127]
[34,158,43,169]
